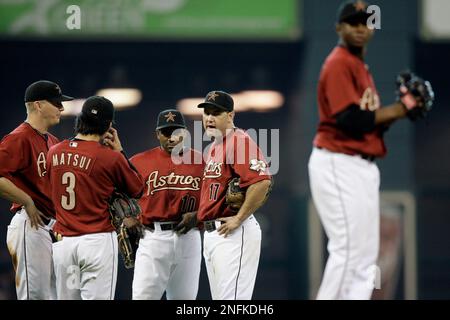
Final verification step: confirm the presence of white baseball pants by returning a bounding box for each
[52,231,118,300]
[6,208,56,300]
[132,226,201,300]
[308,147,380,300]
[203,214,261,300]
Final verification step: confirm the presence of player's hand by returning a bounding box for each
[174,211,198,235]
[102,127,123,152]
[24,199,46,229]
[217,216,243,238]
[123,216,144,237]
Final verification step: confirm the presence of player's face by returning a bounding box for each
[337,21,374,48]
[156,127,185,153]
[37,100,64,127]
[203,106,234,138]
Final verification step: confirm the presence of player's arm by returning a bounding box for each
[0,177,45,229]
[217,179,272,238]
[113,154,144,199]
[335,102,407,138]
[103,128,144,198]
[374,102,407,125]
[0,177,34,208]
[0,136,45,228]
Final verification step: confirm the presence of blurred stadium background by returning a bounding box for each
[0,0,448,299]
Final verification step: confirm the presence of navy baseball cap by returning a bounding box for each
[156,109,186,130]
[337,0,371,24]
[81,96,115,123]
[24,80,74,106]
[197,90,234,112]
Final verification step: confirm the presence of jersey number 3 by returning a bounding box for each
[61,172,76,210]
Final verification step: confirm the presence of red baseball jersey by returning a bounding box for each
[314,46,386,157]
[197,129,271,221]
[0,122,59,218]
[130,147,204,225]
[47,139,144,236]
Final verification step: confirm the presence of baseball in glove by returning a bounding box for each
[225,177,246,212]
[396,71,435,121]
[108,191,144,269]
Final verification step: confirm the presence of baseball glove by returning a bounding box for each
[225,178,246,212]
[396,71,435,121]
[108,191,144,269]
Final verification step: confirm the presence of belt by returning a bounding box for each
[146,221,179,231]
[360,154,376,162]
[203,220,224,232]
[316,146,376,162]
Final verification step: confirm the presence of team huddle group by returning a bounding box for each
[1,0,435,301]
[0,81,272,300]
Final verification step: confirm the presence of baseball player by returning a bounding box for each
[196,91,272,300]
[130,109,204,300]
[308,0,417,299]
[47,96,143,300]
[0,80,73,300]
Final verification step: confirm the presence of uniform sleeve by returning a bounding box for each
[129,155,140,172]
[324,59,361,116]
[232,134,271,188]
[112,153,144,198]
[0,134,28,179]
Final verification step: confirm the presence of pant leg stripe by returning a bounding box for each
[331,156,350,299]
[234,226,245,300]
[23,220,30,300]
[109,232,115,300]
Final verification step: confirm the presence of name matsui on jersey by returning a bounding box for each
[51,152,93,172]
[146,171,201,195]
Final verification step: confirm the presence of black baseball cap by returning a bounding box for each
[24,80,74,106]
[81,96,115,123]
[337,0,371,24]
[197,90,234,112]
[156,109,186,130]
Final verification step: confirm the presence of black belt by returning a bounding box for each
[146,222,179,231]
[203,220,224,232]
[316,147,376,162]
[360,154,376,162]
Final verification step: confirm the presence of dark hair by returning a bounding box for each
[74,113,111,135]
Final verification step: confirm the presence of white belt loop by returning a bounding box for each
[47,219,56,230]
[153,222,163,232]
